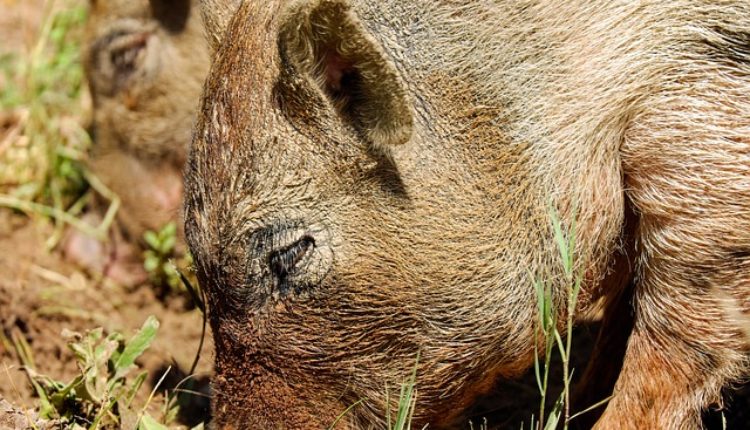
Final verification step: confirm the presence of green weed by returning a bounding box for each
[143,222,195,297]
[524,206,610,430]
[386,359,423,430]
[17,316,173,429]
[0,0,88,200]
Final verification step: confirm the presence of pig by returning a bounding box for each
[65,0,209,282]
[184,0,750,428]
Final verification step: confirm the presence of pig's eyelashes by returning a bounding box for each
[279,0,414,156]
[268,235,316,280]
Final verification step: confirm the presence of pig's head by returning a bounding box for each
[185,0,623,428]
[85,0,195,99]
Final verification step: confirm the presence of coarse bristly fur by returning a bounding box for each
[186,0,750,428]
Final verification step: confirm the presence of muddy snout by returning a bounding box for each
[246,221,334,299]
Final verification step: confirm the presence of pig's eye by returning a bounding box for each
[279,0,413,155]
[269,235,315,280]
[90,23,155,96]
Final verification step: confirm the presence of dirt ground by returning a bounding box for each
[0,212,213,427]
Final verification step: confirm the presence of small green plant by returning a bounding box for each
[19,316,168,429]
[525,206,610,430]
[143,222,193,294]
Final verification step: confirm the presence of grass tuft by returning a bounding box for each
[525,205,601,430]
[388,355,422,430]
[0,0,118,248]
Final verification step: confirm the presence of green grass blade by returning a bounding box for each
[569,395,612,421]
[554,330,567,362]
[549,206,571,275]
[393,354,420,430]
[138,413,169,430]
[327,399,364,430]
[125,371,149,408]
[533,342,543,394]
[112,316,159,381]
[386,382,392,429]
[543,392,564,430]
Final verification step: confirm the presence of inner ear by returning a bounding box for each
[280,0,414,153]
[324,51,355,93]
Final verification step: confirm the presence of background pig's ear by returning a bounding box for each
[150,0,191,33]
[200,0,242,52]
[280,0,413,153]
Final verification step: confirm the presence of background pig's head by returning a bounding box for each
[84,0,208,165]
[186,0,623,428]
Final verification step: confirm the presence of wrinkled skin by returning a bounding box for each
[65,0,209,283]
[185,1,750,428]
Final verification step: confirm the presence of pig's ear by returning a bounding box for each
[150,0,191,33]
[279,0,413,151]
[200,0,242,52]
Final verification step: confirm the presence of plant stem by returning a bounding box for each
[0,194,104,239]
